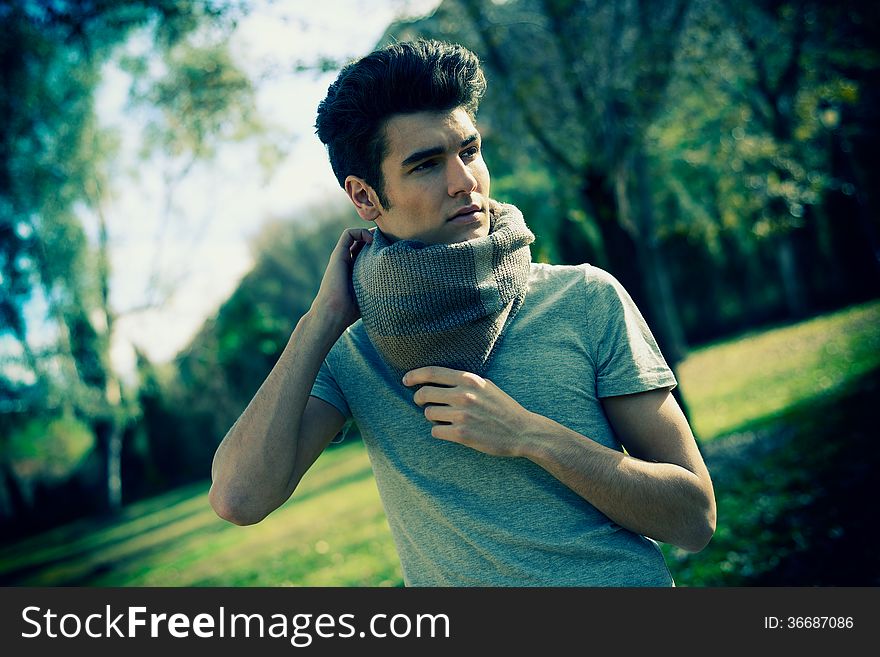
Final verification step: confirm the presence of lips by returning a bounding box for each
[448,204,481,221]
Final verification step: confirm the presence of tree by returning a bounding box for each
[0,0,261,520]
[647,0,880,327]
[725,0,880,313]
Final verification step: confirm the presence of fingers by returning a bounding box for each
[349,226,375,246]
[403,366,482,388]
[413,384,458,407]
[343,226,375,243]
[349,238,368,261]
[423,404,457,424]
[334,227,374,257]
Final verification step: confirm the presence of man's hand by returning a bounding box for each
[403,366,532,457]
[311,227,374,330]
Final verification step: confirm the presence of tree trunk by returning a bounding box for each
[94,417,123,513]
[94,186,125,514]
[775,232,808,319]
[614,152,695,427]
[580,170,648,307]
[632,149,689,367]
[828,128,880,299]
[0,461,29,524]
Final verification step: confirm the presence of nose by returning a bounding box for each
[447,157,478,196]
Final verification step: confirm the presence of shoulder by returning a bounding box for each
[523,263,639,341]
[327,320,391,375]
[528,262,624,301]
[329,320,371,358]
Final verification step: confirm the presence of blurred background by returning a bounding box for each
[1,0,878,586]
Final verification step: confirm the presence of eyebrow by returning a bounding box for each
[400,134,479,169]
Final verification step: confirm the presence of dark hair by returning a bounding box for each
[315,39,486,208]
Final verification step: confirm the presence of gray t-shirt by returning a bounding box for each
[311,262,677,586]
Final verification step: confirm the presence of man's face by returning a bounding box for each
[371,108,491,245]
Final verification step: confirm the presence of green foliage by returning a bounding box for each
[391,0,686,224]
[490,168,598,265]
[199,204,359,409]
[6,413,93,482]
[130,39,263,161]
[648,1,854,243]
[0,0,258,520]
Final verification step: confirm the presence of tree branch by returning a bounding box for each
[457,0,580,176]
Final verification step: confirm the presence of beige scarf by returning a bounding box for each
[352,202,534,376]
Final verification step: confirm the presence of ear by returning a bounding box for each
[344,176,382,222]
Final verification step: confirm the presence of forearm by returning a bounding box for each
[209,309,345,524]
[518,412,715,552]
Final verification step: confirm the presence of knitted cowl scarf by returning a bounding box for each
[352,202,535,377]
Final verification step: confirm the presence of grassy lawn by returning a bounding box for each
[662,365,879,586]
[0,437,399,587]
[1,299,877,586]
[677,300,880,440]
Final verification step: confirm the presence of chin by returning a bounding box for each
[471,222,491,240]
[449,225,488,244]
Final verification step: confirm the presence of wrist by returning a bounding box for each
[516,412,598,464]
[310,291,358,329]
[514,410,555,460]
[296,307,349,352]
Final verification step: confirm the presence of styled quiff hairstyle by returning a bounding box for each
[315,39,487,208]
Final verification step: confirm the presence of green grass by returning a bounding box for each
[662,365,879,586]
[677,299,880,440]
[1,299,877,586]
[0,440,402,587]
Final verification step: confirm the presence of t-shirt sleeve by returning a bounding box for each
[585,266,678,398]
[310,350,352,419]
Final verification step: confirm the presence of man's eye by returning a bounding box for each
[413,160,437,172]
[461,146,480,160]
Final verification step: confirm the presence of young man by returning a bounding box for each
[209,40,715,586]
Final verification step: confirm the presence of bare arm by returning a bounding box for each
[524,388,716,552]
[209,228,373,525]
[405,367,716,552]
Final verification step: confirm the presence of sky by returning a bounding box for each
[87,0,442,380]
